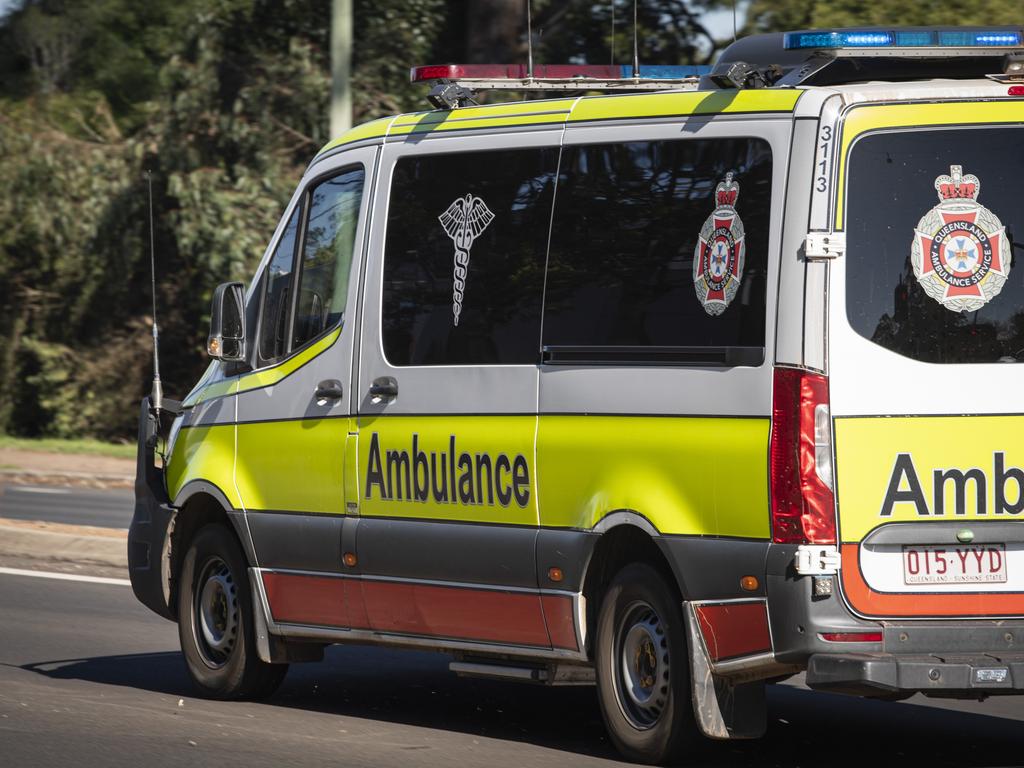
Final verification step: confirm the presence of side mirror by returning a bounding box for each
[208,281,246,361]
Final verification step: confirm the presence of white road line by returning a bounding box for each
[0,567,130,586]
[9,486,72,494]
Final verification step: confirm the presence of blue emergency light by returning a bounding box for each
[784,28,1023,50]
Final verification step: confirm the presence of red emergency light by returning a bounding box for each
[410,64,706,83]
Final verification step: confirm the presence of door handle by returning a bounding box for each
[315,379,344,400]
[369,376,398,400]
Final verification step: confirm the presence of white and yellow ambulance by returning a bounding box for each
[129,26,1024,765]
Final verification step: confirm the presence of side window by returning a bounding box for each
[293,167,365,349]
[259,205,300,364]
[542,138,773,364]
[381,147,559,366]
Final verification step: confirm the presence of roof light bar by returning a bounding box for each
[410,63,708,84]
[784,27,1024,50]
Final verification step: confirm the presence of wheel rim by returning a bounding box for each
[192,556,239,669]
[613,600,670,730]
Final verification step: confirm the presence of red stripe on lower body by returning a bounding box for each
[541,594,578,651]
[362,580,551,646]
[694,601,771,662]
[262,571,568,648]
[262,572,346,626]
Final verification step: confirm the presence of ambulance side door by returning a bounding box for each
[353,131,559,649]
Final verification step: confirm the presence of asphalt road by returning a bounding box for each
[0,484,133,529]
[1,571,1023,768]
[1,488,1023,766]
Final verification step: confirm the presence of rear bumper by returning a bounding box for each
[127,397,177,621]
[806,652,1024,696]
[767,543,1024,695]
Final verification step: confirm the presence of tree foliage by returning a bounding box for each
[5,0,1007,441]
[743,0,1023,34]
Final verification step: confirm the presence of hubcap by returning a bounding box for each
[614,601,670,729]
[193,557,238,669]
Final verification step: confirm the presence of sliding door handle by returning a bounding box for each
[369,376,398,399]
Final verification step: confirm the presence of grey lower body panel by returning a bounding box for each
[355,515,540,588]
[658,535,770,601]
[766,543,886,664]
[246,510,348,573]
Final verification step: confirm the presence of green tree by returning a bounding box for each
[0,0,719,440]
[744,0,1023,33]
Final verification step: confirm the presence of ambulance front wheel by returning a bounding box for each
[177,524,288,699]
[595,563,699,765]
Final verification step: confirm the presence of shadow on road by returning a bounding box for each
[22,644,1024,766]
[22,651,194,697]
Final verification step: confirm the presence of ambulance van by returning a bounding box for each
[129,27,1024,765]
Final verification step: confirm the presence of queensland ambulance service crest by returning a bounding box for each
[911,165,1010,313]
[694,172,745,316]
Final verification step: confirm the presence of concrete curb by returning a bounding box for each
[0,468,134,489]
[0,521,127,569]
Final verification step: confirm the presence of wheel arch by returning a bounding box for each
[580,511,689,660]
[168,481,254,619]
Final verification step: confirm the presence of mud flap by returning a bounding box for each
[248,568,275,664]
[684,603,767,739]
[247,568,324,664]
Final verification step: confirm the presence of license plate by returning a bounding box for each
[902,544,1007,585]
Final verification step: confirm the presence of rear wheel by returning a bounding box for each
[177,524,287,699]
[595,563,699,765]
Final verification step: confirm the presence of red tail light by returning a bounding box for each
[819,632,882,643]
[770,367,836,544]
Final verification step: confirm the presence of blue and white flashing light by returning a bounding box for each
[784,28,1023,50]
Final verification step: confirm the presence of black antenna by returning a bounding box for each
[147,170,163,416]
[732,0,738,43]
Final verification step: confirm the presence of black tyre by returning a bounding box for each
[177,524,287,699]
[595,563,699,765]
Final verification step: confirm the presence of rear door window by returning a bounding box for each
[845,126,1024,364]
[541,137,773,365]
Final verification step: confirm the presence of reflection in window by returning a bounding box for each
[542,138,773,352]
[259,206,300,363]
[382,147,558,366]
[293,167,365,348]
[846,127,1024,363]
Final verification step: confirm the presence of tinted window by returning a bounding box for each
[259,206,300,363]
[294,167,365,348]
[846,127,1024,363]
[382,147,558,366]
[542,138,772,363]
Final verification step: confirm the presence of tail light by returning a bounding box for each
[819,632,882,643]
[770,367,836,544]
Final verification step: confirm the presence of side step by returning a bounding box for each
[449,660,595,686]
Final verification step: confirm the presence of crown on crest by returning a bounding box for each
[934,165,980,202]
[716,172,739,207]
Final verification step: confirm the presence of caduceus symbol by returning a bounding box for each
[438,194,495,326]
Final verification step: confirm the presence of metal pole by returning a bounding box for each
[631,0,639,79]
[330,0,353,136]
[526,0,534,80]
